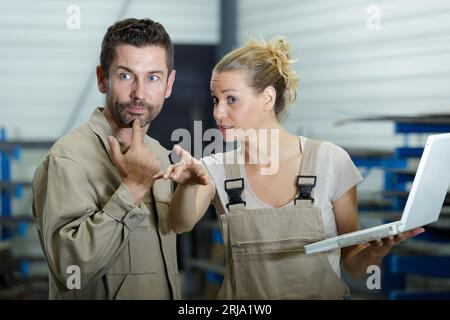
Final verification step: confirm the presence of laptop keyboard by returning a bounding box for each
[337,228,395,247]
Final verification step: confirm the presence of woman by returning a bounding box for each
[156,37,424,299]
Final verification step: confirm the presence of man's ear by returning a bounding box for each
[96,65,108,94]
[164,69,176,99]
[263,86,276,111]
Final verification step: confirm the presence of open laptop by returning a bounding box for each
[304,133,450,254]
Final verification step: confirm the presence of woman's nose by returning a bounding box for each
[213,103,227,120]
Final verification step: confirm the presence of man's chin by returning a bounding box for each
[123,116,152,128]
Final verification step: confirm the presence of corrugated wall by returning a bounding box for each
[0,0,219,140]
[237,0,450,149]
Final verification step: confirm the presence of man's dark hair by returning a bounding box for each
[100,18,174,76]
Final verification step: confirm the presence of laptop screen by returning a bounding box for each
[400,133,450,231]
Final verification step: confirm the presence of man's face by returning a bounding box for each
[97,44,175,128]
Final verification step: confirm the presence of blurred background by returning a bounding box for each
[1,0,450,300]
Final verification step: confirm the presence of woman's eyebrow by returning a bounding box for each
[221,89,238,93]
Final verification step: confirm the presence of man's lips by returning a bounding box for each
[126,106,147,114]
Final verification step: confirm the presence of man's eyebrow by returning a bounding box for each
[116,65,164,75]
[116,65,135,74]
[146,69,164,75]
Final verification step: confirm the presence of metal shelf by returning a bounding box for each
[342,114,450,299]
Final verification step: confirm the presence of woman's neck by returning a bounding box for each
[243,122,298,169]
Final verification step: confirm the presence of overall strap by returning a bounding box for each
[294,138,322,206]
[223,150,246,212]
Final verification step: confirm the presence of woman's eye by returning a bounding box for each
[119,73,132,80]
[212,97,218,105]
[227,96,237,104]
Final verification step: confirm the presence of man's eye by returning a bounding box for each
[148,75,159,81]
[119,73,132,80]
[227,96,237,104]
[212,97,218,105]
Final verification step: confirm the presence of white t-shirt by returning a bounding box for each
[202,136,363,277]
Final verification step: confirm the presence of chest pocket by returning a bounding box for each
[105,243,131,275]
[105,194,162,275]
[128,194,162,274]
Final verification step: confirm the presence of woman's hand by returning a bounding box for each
[364,227,425,259]
[153,145,210,186]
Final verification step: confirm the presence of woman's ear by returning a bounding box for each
[263,86,276,111]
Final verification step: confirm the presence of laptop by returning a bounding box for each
[304,133,450,254]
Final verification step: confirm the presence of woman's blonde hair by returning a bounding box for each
[213,37,299,121]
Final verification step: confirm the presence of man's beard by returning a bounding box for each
[107,96,160,128]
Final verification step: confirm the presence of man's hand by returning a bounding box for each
[108,119,161,205]
[154,145,209,186]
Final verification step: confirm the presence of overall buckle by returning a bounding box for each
[294,175,317,205]
[224,178,246,210]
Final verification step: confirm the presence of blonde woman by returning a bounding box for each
[156,38,423,299]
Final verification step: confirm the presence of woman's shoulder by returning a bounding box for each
[201,148,241,166]
[303,136,352,163]
[321,140,349,157]
[201,152,224,166]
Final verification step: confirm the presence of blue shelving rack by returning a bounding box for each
[349,116,450,299]
[0,128,53,290]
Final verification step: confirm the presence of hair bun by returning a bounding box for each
[265,37,298,106]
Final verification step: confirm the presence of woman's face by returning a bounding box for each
[210,70,267,142]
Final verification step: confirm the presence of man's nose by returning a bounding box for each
[130,78,145,100]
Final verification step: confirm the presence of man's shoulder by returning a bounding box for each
[32,124,95,188]
[47,123,96,160]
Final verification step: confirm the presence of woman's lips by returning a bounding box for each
[219,125,234,134]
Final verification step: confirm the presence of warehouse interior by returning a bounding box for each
[1,0,450,300]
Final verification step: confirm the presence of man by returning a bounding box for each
[32,18,180,299]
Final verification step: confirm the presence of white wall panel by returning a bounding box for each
[0,0,219,140]
[238,0,450,149]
